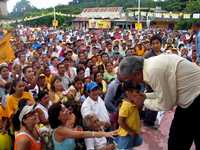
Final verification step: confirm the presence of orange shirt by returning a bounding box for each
[0,104,7,118]
[14,132,42,150]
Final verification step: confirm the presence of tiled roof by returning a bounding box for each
[82,7,123,13]
[80,7,124,19]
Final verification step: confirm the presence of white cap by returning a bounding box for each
[19,105,35,122]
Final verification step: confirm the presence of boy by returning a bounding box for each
[115,81,143,150]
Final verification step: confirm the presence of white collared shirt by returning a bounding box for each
[143,54,200,111]
[81,96,110,123]
[85,137,107,150]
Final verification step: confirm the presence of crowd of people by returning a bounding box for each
[0,22,200,150]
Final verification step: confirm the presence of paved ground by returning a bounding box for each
[135,111,195,150]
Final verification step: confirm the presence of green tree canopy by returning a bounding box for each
[185,0,200,13]
[10,0,37,18]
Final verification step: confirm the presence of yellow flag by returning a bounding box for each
[135,23,142,31]
[52,19,58,27]
[0,32,15,63]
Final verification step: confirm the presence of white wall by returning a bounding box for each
[0,1,8,16]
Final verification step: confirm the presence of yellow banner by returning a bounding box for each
[89,19,111,29]
[135,23,142,31]
[52,19,59,27]
[0,32,15,63]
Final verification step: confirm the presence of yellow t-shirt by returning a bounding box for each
[102,80,107,94]
[45,75,52,85]
[136,47,145,56]
[6,92,35,118]
[118,100,141,136]
[0,132,12,150]
[0,105,7,118]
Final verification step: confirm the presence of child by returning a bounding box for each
[115,81,143,150]
[83,114,116,150]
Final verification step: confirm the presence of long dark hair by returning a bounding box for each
[12,99,28,131]
[94,72,103,90]
[9,78,24,95]
[48,102,62,129]
[50,76,62,92]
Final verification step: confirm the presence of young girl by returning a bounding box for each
[116,81,143,150]
[6,79,35,119]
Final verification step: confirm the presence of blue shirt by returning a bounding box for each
[104,79,124,113]
[196,31,200,63]
[53,130,76,150]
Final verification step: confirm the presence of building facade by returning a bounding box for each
[0,0,8,16]
[73,7,133,30]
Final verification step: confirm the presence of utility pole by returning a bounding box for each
[52,6,58,28]
[137,0,140,23]
[54,7,56,21]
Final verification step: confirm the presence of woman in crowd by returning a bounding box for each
[14,105,42,150]
[48,102,116,150]
[6,79,35,118]
[35,91,50,125]
[94,72,107,96]
[103,62,116,83]
[0,63,12,98]
[135,42,145,56]
[67,77,83,102]
[90,64,98,81]
[11,63,22,80]
[49,76,68,103]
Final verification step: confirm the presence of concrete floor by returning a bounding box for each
[135,111,196,150]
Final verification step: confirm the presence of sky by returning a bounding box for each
[7,0,73,12]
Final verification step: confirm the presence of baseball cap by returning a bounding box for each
[86,82,99,92]
[19,105,35,122]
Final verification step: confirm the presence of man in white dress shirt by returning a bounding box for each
[118,54,200,150]
[81,82,110,129]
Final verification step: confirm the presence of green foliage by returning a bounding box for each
[55,5,82,14]
[185,0,200,13]
[159,0,187,12]
[9,0,199,29]
[10,0,36,18]
[158,0,200,13]
[70,0,155,8]
[175,19,199,30]
[22,15,74,27]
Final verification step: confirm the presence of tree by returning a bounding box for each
[10,0,36,18]
[185,0,200,13]
[159,0,186,12]
[175,19,199,30]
